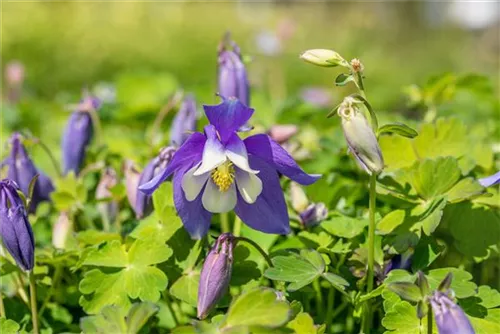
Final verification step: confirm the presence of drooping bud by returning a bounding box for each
[170,95,197,146]
[300,49,348,68]
[5,133,54,212]
[197,233,235,319]
[218,37,250,106]
[123,160,141,214]
[61,95,100,175]
[430,291,475,334]
[299,202,328,227]
[338,100,384,175]
[268,125,298,144]
[52,211,72,250]
[0,179,35,271]
[135,146,177,219]
[290,181,309,213]
[95,168,118,225]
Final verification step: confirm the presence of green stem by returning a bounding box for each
[35,139,62,177]
[148,90,183,145]
[325,287,335,331]
[0,290,5,317]
[331,300,348,321]
[163,292,179,327]
[29,272,39,334]
[220,213,230,233]
[364,173,377,334]
[234,236,273,268]
[39,266,63,317]
[15,273,29,306]
[87,108,103,147]
[427,306,433,334]
[233,216,242,237]
[313,279,324,320]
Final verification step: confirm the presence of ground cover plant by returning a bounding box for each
[1,3,500,334]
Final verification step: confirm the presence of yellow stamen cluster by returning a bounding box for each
[211,161,235,192]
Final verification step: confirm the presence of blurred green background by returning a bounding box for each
[1,1,499,175]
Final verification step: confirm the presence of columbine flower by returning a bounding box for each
[134,147,177,219]
[4,133,54,212]
[430,291,475,334]
[61,95,100,175]
[197,233,235,319]
[338,98,384,175]
[218,38,250,106]
[170,94,197,146]
[0,179,35,271]
[140,97,319,238]
[478,171,500,188]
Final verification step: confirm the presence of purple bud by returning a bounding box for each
[383,250,413,276]
[430,291,475,334]
[61,96,99,175]
[96,168,118,223]
[299,202,328,227]
[478,171,500,188]
[197,233,235,319]
[218,39,250,106]
[6,133,54,212]
[135,146,177,219]
[170,95,197,146]
[0,179,35,271]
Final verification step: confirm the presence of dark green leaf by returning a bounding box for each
[378,123,418,138]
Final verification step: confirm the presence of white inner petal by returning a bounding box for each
[194,141,227,176]
[201,179,237,213]
[235,169,263,204]
[181,164,210,201]
[226,148,259,174]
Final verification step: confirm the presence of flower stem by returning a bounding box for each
[162,292,179,327]
[325,287,335,331]
[364,173,377,334]
[220,212,230,233]
[427,306,433,334]
[0,290,5,317]
[35,138,62,177]
[148,90,183,145]
[87,107,103,147]
[28,272,39,334]
[234,236,273,268]
[39,265,63,317]
[233,216,242,237]
[313,279,324,320]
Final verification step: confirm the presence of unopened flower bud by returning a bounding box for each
[300,49,347,67]
[290,182,309,213]
[96,168,118,224]
[339,104,384,175]
[218,38,250,106]
[170,94,197,146]
[0,179,34,271]
[52,212,72,249]
[124,160,141,213]
[299,202,328,227]
[430,291,475,334]
[350,58,364,73]
[197,233,235,319]
[268,125,298,144]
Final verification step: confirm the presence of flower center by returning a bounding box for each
[211,161,235,192]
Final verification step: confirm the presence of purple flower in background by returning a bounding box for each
[218,38,250,106]
[4,133,54,212]
[197,233,235,319]
[430,291,475,334]
[300,87,333,109]
[268,124,298,145]
[62,95,100,175]
[134,146,177,219]
[170,95,197,146]
[140,97,320,238]
[383,251,413,277]
[478,171,500,187]
[0,179,34,271]
[299,203,328,227]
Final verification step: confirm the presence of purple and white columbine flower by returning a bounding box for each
[430,291,475,334]
[139,97,320,238]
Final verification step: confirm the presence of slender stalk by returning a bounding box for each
[35,139,62,177]
[0,290,5,317]
[148,90,183,145]
[28,272,39,334]
[14,273,29,306]
[220,212,230,233]
[233,216,242,237]
[234,236,273,268]
[39,265,63,317]
[427,306,433,334]
[163,292,179,327]
[87,108,103,147]
[364,173,377,334]
[325,287,335,330]
[313,279,324,320]
[331,300,348,320]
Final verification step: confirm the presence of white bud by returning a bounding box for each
[300,49,347,67]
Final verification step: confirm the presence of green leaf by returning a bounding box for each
[80,305,127,333]
[409,157,461,200]
[322,272,349,292]
[477,286,500,309]
[411,196,447,236]
[264,250,324,291]
[77,230,122,246]
[79,239,172,314]
[321,215,368,239]
[334,73,355,87]
[222,288,290,329]
[287,312,317,334]
[387,282,422,302]
[427,268,477,298]
[470,309,500,334]
[50,172,87,211]
[382,300,431,334]
[126,302,159,333]
[0,318,20,334]
[445,178,486,203]
[378,123,418,138]
[411,238,443,272]
[377,210,405,235]
[384,269,415,284]
[169,271,200,307]
[379,135,417,171]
